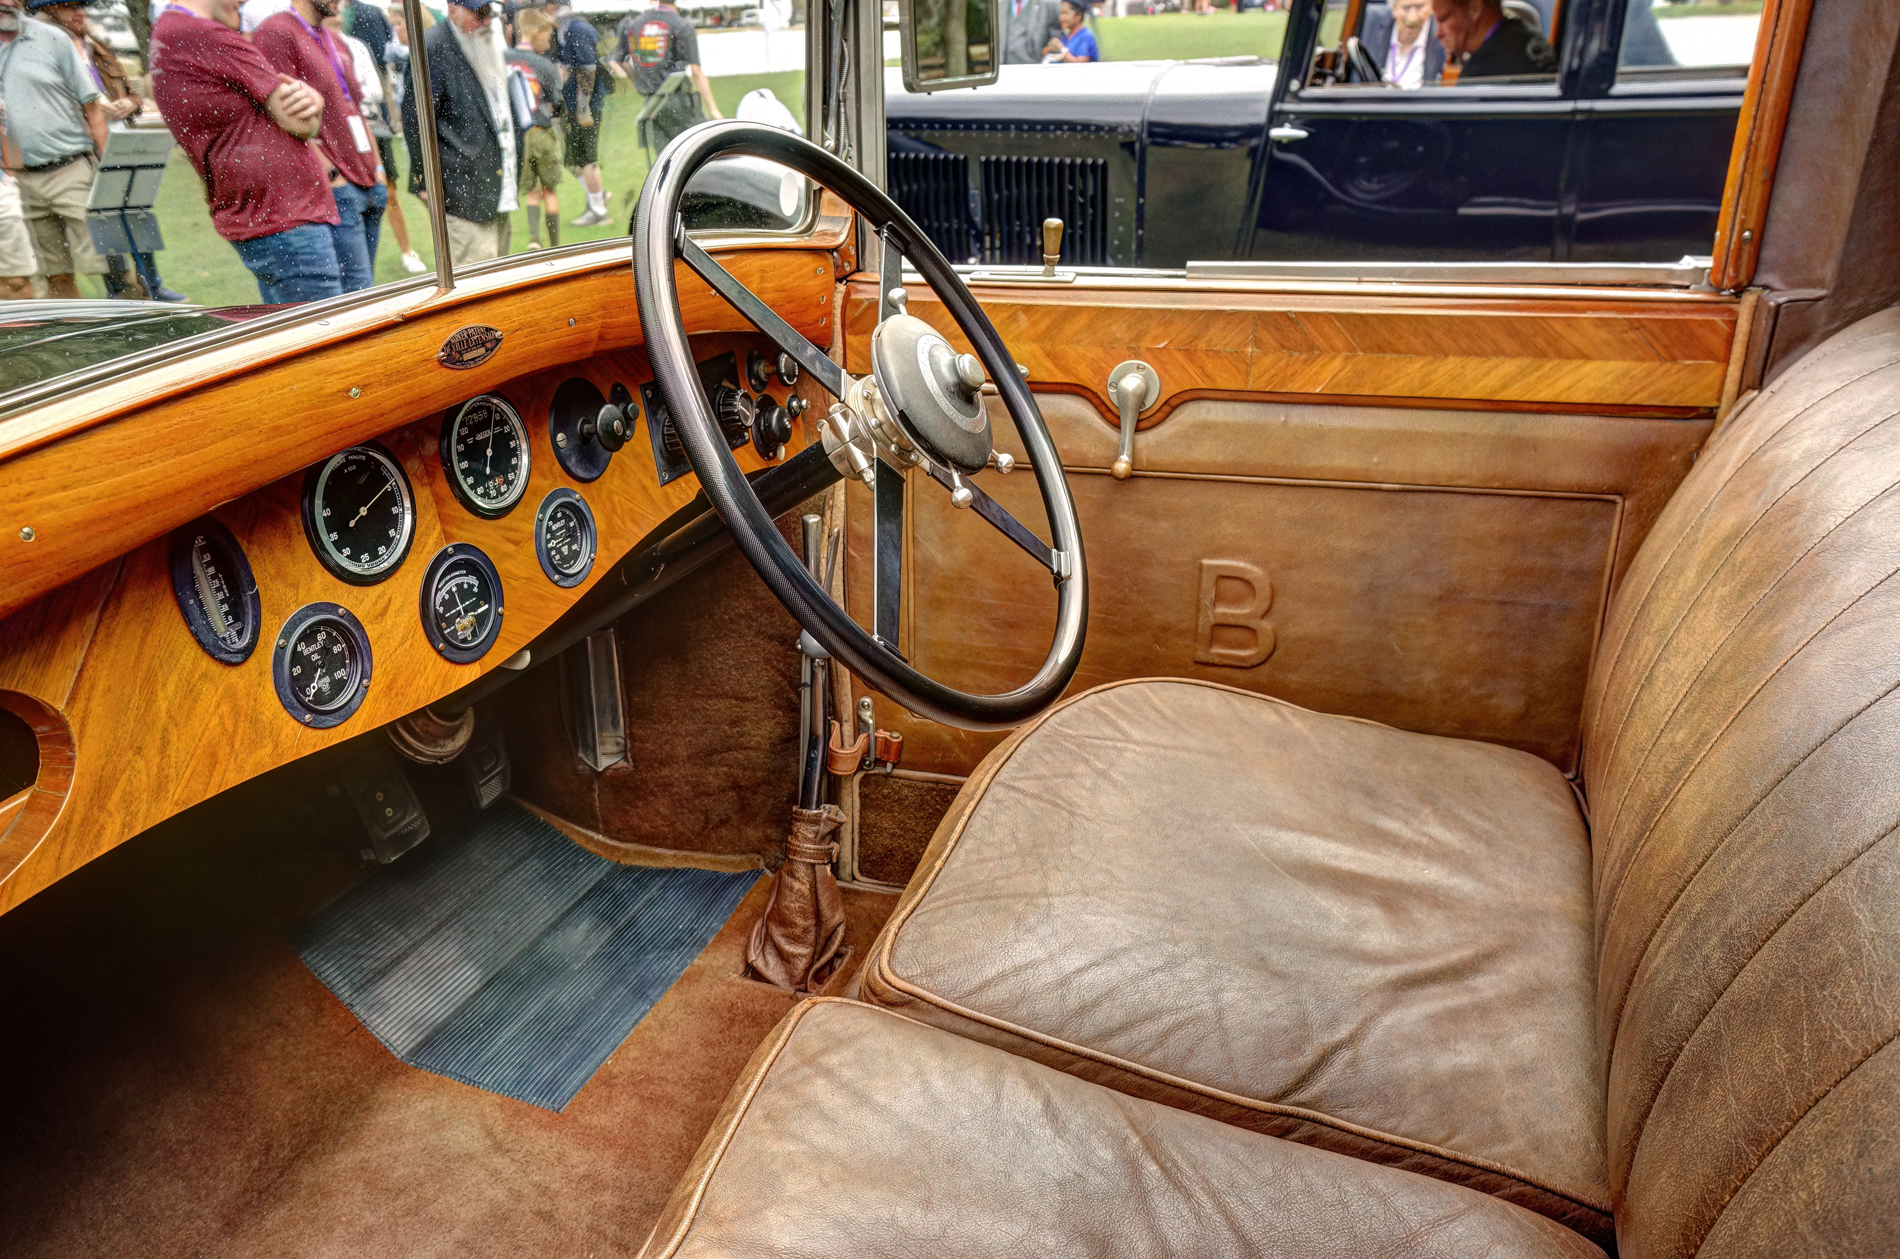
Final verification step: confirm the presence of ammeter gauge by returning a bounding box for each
[419,544,504,663]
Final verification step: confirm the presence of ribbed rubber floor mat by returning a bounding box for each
[295,800,758,1111]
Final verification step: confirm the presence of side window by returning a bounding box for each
[1618,0,1759,78]
[1318,0,1559,89]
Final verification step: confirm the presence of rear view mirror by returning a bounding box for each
[899,0,1001,93]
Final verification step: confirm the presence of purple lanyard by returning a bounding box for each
[292,11,355,103]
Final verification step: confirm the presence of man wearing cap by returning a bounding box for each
[403,0,518,263]
[150,0,339,302]
[255,0,387,290]
[0,0,103,299]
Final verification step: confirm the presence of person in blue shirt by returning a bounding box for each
[1044,0,1098,62]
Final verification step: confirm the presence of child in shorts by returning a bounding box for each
[509,9,566,249]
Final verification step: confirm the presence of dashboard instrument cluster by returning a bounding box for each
[150,337,813,733]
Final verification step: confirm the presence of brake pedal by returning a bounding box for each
[342,747,430,864]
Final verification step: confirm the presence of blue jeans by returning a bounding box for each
[330,180,387,293]
[231,224,343,305]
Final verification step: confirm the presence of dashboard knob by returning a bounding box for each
[785,394,807,418]
[745,350,772,393]
[754,403,792,458]
[712,385,757,449]
[590,402,630,453]
[775,352,800,387]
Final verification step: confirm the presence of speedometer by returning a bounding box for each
[301,443,416,584]
[440,394,529,518]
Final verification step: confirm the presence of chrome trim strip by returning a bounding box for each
[1182,257,1715,288]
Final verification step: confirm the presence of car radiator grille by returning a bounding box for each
[888,152,1110,268]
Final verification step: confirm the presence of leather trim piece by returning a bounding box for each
[862,677,1614,1243]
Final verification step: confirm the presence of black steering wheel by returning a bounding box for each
[632,122,1086,732]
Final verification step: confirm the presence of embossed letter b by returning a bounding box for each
[1195,559,1276,668]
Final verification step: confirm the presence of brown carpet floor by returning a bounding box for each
[0,763,896,1259]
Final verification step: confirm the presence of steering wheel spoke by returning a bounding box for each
[922,459,1059,574]
[873,457,905,654]
[676,229,846,399]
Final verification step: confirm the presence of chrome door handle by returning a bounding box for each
[1105,360,1160,481]
[1269,125,1310,142]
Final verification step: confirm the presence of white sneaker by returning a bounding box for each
[526,240,544,250]
[400,250,427,273]
[568,208,611,227]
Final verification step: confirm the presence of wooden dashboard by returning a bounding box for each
[0,244,836,916]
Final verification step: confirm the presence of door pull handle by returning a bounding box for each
[1105,360,1161,481]
[1269,125,1310,143]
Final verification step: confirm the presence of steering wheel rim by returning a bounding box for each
[632,121,1087,732]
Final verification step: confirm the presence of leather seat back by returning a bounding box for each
[1580,306,1900,1258]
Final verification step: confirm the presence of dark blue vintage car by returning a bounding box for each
[886,0,1751,268]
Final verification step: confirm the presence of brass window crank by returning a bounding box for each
[1105,360,1161,480]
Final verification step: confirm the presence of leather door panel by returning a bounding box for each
[847,394,1708,779]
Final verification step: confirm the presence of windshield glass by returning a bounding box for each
[0,0,808,411]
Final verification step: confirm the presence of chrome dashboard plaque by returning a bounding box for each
[438,325,505,369]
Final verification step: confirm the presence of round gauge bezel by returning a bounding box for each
[169,517,261,665]
[534,488,597,588]
[418,543,505,664]
[301,441,417,585]
[439,393,531,519]
[272,602,373,728]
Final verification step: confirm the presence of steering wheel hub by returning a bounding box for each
[870,313,993,471]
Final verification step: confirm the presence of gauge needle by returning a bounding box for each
[484,426,495,477]
[348,480,392,527]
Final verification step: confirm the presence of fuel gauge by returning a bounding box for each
[170,519,261,664]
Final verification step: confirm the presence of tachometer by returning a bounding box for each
[440,394,530,518]
[534,488,596,588]
[272,603,373,727]
[301,443,416,584]
[419,544,504,663]
[170,518,260,664]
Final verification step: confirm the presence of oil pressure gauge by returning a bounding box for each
[170,518,260,664]
[441,394,530,518]
[419,544,504,663]
[272,603,373,727]
[301,442,416,584]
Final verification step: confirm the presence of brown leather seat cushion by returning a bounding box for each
[638,998,1607,1259]
[862,678,1611,1244]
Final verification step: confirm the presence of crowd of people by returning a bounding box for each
[0,0,725,304]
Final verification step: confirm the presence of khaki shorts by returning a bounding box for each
[520,127,562,195]
[16,155,106,277]
[0,213,38,279]
[445,212,510,266]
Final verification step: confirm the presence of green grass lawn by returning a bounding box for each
[1093,10,1289,62]
[144,69,805,309]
